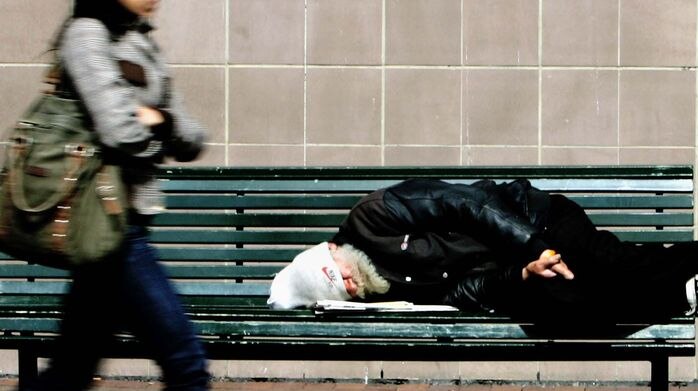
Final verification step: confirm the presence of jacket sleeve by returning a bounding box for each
[468,189,549,258]
[442,263,525,312]
[387,179,549,260]
[330,190,475,281]
[60,18,161,158]
[162,89,207,162]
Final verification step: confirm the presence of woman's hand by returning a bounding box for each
[522,249,574,281]
[136,106,164,126]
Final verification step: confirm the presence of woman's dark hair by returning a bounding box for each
[51,0,140,52]
[72,0,139,35]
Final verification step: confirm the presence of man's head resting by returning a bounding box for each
[267,242,390,309]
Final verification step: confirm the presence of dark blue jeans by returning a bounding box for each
[22,225,210,390]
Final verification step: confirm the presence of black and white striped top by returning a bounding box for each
[59,17,207,215]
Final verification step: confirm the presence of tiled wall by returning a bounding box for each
[1,0,697,383]
[2,0,696,168]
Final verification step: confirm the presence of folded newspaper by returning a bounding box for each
[314,300,458,313]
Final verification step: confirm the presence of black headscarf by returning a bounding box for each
[72,0,141,36]
[51,0,150,51]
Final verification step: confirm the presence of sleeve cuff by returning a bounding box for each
[151,109,174,141]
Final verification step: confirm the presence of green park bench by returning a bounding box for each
[0,165,694,391]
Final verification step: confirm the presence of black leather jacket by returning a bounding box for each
[332,178,551,309]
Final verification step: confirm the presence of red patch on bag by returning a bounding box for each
[25,166,49,177]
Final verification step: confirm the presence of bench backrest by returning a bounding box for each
[0,165,693,311]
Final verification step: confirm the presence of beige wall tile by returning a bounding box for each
[619,148,694,165]
[228,145,304,166]
[459,362,539,380]
[385,69,460,145]
[308,0,382,65]
[0,350,17,374]
[539,361,618,381]
[227,361,380,380]
[0,0,70,63]
[170,67,226,143]
[609,360,695,383]
[98,359,152,377]
[154,0,226,64]
[464,0,538,66]
[614,362,651,382]
[668,356,696,382]
[206,360,228,378]
[381,361,460,380]
[620,70,695,147]
[620,0,696,66]
[307,146,381,166]
[226,360,303,378]
[163,144,227,167]
[37,358,48,372]
[543,0,618,66]
[307,68,381,145]
[542,70,618,146]
[230,0,305,65]
[302,361,382,379]
[467,147,539,166]
[386,0,461,65]
[0,67,47,132]
[541,147,618,165]
[385,146,461,165]
[229,68,304,144]
[465,69,538,145]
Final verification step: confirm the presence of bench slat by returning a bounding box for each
[0,317,691,341]
[163,194,693,210]
[151,213,346,227]
[151,212,693,228]
[569,195,693,209]
[588,213,693,226]
[156,248,299,262]
[157,165,693,180]
[165,195,364,209]
[195,321,697,340]
[0,281,270,296]
[161,178,693,193]
[613,231,694,242]
[150,230,334,244]
[149,229,693,244]
[0,265,281,279]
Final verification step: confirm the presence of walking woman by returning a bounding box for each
[20,0,210,389]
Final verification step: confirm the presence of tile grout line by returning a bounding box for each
[303,0,309,166]
[460,0,464,166]
[224,0,230,166]
[537,0,543,164]
[617,0,622,165]
[381,0,386,166]
[694,0,698,242]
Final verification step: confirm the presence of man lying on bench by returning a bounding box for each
[268,178,698,319]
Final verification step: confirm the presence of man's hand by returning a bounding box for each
[522,249,574,281]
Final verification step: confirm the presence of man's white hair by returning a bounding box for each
[333,244,390,298]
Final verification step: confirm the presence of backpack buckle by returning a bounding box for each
[11,135,33,149]
[65,144,95,157]
[16,121,34,130]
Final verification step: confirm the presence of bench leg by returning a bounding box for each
[18,349,38,390]
[650,357,669,391]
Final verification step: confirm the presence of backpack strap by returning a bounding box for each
[42,64,62,95]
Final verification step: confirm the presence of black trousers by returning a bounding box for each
[510,195,698,319]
